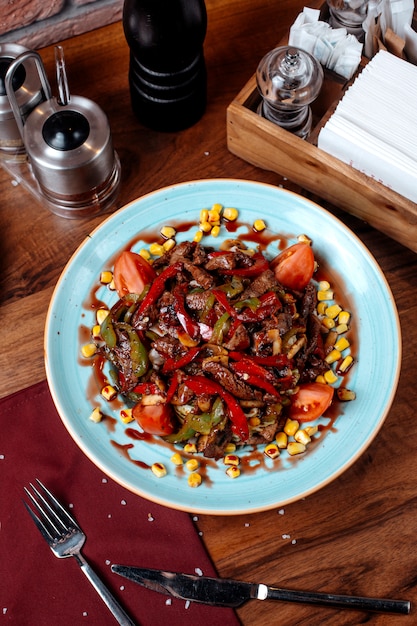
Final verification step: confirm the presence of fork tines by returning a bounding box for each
[24,479,80,543]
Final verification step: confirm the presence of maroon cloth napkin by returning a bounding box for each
[0,381,241,626]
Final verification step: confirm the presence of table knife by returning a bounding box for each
[111,565,410,615]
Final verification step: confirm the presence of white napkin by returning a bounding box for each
[318,50,417,203]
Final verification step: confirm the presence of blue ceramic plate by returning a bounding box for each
[45,179,401,514]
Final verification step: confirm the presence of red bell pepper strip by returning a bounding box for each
[184,374,249,441]
[220,252,270,277]
[132,382,161,395]
[234,370,280,397]
[229,352,291,369]
[212,288,238,318]
[162,346,200,373]
[173,287,200,339]
[230,357,277,383]
[165,371,180,403]
[136,262,183,316]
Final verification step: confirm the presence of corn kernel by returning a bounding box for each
[100,270,113,284]
[208,208,221,223]
[151,463,167,478]
[325,304,342,319]
[318,280,331,291]
[211,202,223,213]
[287,442,306,456]
[200,209,209,222]
[89,407,102,423]
[226,466,240,479]
[305,425,319,437]
[317,289,334,301]
[193,230,203,243]
[101,384,117,401]
[337,355,354,373]
[324,369,339,384]
[284,418,299,437]
[170,452,183,466]
[139,248,151,260]
[249,416,261,427]
[337,387,356,402]
[200,220,212,233]
[171,452,184,466]
[96,308,110,325]
[322,317,336,329]
[81,343,97,358]
[334,336,350,352]
[297,234,312,245]
[223,207,238,221]
[253,219,266,232]
[223,454,240,466]
[211,225,221,237]
[160,225,176,239]
[163,238,176,252]
[184,443,197,454]
[315,375,326,384]
[317,302,328,316]
[325,349,341,364]
[92,325,102,340]
[294,429,311,445]
[120,408,134,424]
[275,432,288,448]
[264,443,280,459]
[108,279,116,290]
[338,310,351,325]
[335,323,349,335]
[185,458,200,472]
[188,472,202,487]
[149,243,165,256]
[224,442,236,453]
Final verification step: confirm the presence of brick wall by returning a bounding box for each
[0,0,123,49]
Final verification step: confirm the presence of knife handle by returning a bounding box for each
[265,586,410,615]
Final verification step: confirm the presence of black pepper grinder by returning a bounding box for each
[123,0,207,132]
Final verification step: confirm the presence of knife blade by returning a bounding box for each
[111,565,410,615]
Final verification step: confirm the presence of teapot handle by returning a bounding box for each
[5,50,52,139]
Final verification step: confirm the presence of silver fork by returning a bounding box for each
[24,479,136,626]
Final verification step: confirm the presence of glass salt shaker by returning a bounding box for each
[326,0,369,41]
[256,46,323,140]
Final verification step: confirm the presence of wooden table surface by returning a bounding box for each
[2,1,417,624]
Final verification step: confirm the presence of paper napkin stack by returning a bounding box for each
[318,50,417,203]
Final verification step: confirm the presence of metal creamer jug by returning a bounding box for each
[5,47,121,218]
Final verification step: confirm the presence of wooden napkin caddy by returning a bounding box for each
[227,40,417,254]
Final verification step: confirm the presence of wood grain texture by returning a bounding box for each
[1,2,417,624]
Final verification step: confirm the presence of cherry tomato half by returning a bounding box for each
[113,251,157,298]
[132,401,174,436]
[289,382,334,422]
[271,242,315,291]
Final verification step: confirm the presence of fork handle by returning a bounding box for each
[75,554,136,625]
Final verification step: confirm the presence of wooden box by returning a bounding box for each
[227,47,417,254]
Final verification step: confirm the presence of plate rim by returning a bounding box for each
[44,178,402,514]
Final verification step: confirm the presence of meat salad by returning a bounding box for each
[91,233,353,460]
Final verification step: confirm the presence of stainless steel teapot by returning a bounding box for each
[5,47,121,218]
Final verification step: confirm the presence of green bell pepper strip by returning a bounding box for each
[184,374,249,441]
[211,312,230,345]
[117,322,149,377]
[100,313,117,349]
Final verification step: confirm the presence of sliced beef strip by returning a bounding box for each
[239,269,277,299]
[202,360,263,400]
